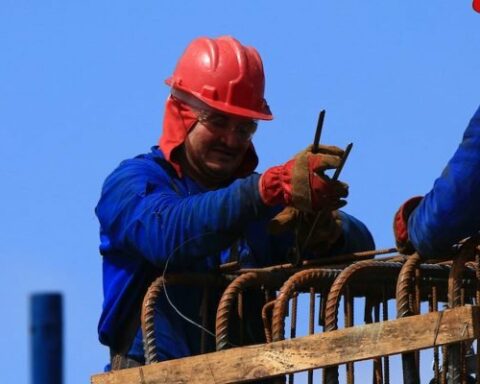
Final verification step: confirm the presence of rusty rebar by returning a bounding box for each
[142,275,165,364]
[215,272,259,351]
[373,301,383,384]
[396,253,421,318]
[395,253,421,384]
[345,286,354,384]
[447,239,477,383]
[382,286,390,384]
[324,261,403,332]
[261,300,276,343]
[431,285,440,383]
[238,248,398,274]
[324,260,403,384]
[308,287,315,384]
[215,270,287,351]
[290,293,298,340]
[271,269,340,342]
[412,272,421,377]
[319,291,327,327]
[141,273,223,364]
[289,294,298,384]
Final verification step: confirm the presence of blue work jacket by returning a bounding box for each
[95,147,374,363]
[408,105,480,258]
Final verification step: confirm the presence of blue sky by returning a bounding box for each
[1,1,479,383]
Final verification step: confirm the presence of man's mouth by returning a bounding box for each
[210,147,237,159]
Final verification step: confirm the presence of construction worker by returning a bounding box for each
[95,35,375,369]
[394,104,480,257]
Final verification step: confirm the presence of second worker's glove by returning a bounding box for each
[393,196,423,254]
[258,145,348,212]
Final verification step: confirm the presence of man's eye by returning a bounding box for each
[209,116,228,127]
[237,126,250,136]
[239,121,257,133]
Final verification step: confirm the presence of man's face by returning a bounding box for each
[184,110,257,186]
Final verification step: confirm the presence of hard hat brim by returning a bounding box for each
[166,79,273,121]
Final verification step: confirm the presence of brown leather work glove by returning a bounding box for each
[259,145,348,213]
[269,206,343,254]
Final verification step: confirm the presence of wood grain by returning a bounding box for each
[91,305,480,384]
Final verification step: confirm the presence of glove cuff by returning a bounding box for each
[393,196,423,254]
[259,161,294,206]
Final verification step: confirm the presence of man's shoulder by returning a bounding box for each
[114,147,173,175]
[102,147,177,190]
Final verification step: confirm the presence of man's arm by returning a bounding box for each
[395,105,480,258]
[96,158,268,268]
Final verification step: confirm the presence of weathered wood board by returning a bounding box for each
[91,305,480,384]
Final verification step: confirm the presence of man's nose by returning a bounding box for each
[219,124,244,148]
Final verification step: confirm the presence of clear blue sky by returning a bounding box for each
[1,1,479,383]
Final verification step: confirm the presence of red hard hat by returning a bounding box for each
[165,36,273,120]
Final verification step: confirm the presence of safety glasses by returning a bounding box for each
[196,110,258,142]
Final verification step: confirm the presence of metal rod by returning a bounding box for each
[308,287,315,384]
[312,109,325,154]
[382,287,390,384]
[431,286,440,383]
[301,142,353,254]
[332,142,353,180]
[373,301,383,384]
[238,291,244,346]
[345,287,354,384]
[289,294,298,384]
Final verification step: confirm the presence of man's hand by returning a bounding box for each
[258,145,348,212]
[269,206,343,253]
[393,196,423,254]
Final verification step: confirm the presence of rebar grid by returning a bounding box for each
[323,260,404,384]
[138,242,480,384]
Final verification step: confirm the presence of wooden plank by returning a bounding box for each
[91,305,480,384]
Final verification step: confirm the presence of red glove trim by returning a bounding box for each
[259,161,294,206]
[393,196,423,252]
